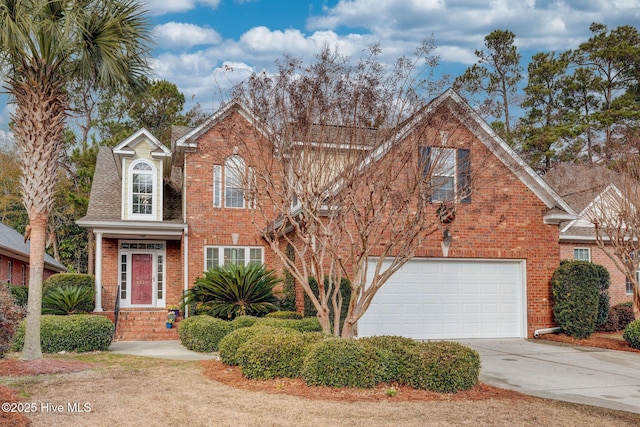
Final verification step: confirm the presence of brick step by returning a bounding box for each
[114,310,181,341]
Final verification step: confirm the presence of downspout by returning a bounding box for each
[533,327,561,338]
[183,224,189,318]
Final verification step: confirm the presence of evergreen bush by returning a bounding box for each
[236,329,309,379]
[623,319,640,349]
[405,341,480,393]
[177,315,234,352]
[357,335,420,383]
[230,315,259,329]
[265,311,303,320]
[256,317,322,332]
[218,325,280,366]
[301,338,377,388]
[43,273,94,294]
[551,261,600,338]
[13,315,113,353]
[614,302,635,330]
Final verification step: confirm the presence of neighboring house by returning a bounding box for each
[78,88,576,341]
[0,222,67,286]
[544,163,634,306]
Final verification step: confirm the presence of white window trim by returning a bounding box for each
[213,165,222,207]
[128,159,157,220]
[204,245,264,271]
[573,247,591,262]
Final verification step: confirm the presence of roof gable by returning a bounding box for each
[333,88,574,214]
[113,128,171,158]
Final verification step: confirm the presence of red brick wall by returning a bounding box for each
[0,255,59,286]
[560,242,633,306]
[183,111,282,289]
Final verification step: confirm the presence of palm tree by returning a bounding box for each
[0,0,152,360]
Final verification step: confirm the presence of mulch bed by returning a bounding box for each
[538,330,640,353]
[201,359,532,403]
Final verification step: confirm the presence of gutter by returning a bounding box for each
[533,327,561,338]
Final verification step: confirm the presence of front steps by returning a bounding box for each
[114,309,181,341]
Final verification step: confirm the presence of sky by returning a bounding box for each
[1,0,640,140]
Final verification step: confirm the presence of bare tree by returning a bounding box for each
[586,161,640,319]
[227,42,474,337]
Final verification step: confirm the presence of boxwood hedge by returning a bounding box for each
[256,317,322,332]
[404,341,480,393]
[218,325,280,365]
[301,338,378,388]
[13,315,113,353]
[623,319,640,349]
[357,335,421,383]
[178,315,234,352]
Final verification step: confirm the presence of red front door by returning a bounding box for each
[131,254,153,305]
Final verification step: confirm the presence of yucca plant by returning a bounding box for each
[184,264,280,320]
[42,286,94,315]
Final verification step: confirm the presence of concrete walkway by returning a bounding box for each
[461,338,640,414]
[109,340,217,361]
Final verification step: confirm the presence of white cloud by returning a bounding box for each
[142,0,221,16]
[153,22,221,49]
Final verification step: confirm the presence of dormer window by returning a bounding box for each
[130,160,156,218]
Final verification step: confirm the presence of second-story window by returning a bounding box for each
[213,155,253,209]
[130,160,155,217]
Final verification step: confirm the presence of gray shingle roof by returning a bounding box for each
[543,163,620,213]
[0,222,66,272]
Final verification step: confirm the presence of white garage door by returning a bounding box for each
[358,258,525,339]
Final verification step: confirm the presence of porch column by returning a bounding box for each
[94,232,103,312]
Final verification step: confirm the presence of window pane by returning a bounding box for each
[225,156,245,208]
[205,247,219,271]
[573,248,590,261]
[132,172,153,214]
[249,248,263,265]
[224,247,245,265]
[431,148,456,201]
[213,165,222,207]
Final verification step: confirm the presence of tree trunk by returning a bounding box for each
[20,212,48,361]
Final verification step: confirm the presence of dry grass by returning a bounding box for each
[1,352,639,427]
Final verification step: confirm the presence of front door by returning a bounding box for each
[131,254,153,305]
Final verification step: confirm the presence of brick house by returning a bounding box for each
[0,222,66,286]
[78,89,576,340]
[543,163,634,306]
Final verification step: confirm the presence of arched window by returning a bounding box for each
[225,155,245,208]
[130,160,155,217]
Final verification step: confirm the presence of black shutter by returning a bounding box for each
[457,148,471,203]
[419,146,432,202]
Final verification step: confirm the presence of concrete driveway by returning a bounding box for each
[460,338,640,414]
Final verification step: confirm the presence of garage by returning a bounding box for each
[358,258,526,339]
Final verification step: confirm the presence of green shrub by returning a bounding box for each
[266,311,303,320]
[256,317,322,332]
[623,320,640,349]
[592,264,610,329]
[183,263,280,320]
[304,276,351,333]
[614,303,635,330]
[43,273,94,294]
[599,308,620,332]
[177,315,234,352]
[230,315,259,329]
[13,315,113,353]
[0,284,25,357]
[301,338,378,388]
[357,335,420,383]
[7,284,28,307]
[236,329,308,379]
[405,341,480,393]
[218,325,280,365]
[42,285,94,315]
[552,261,600,339]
